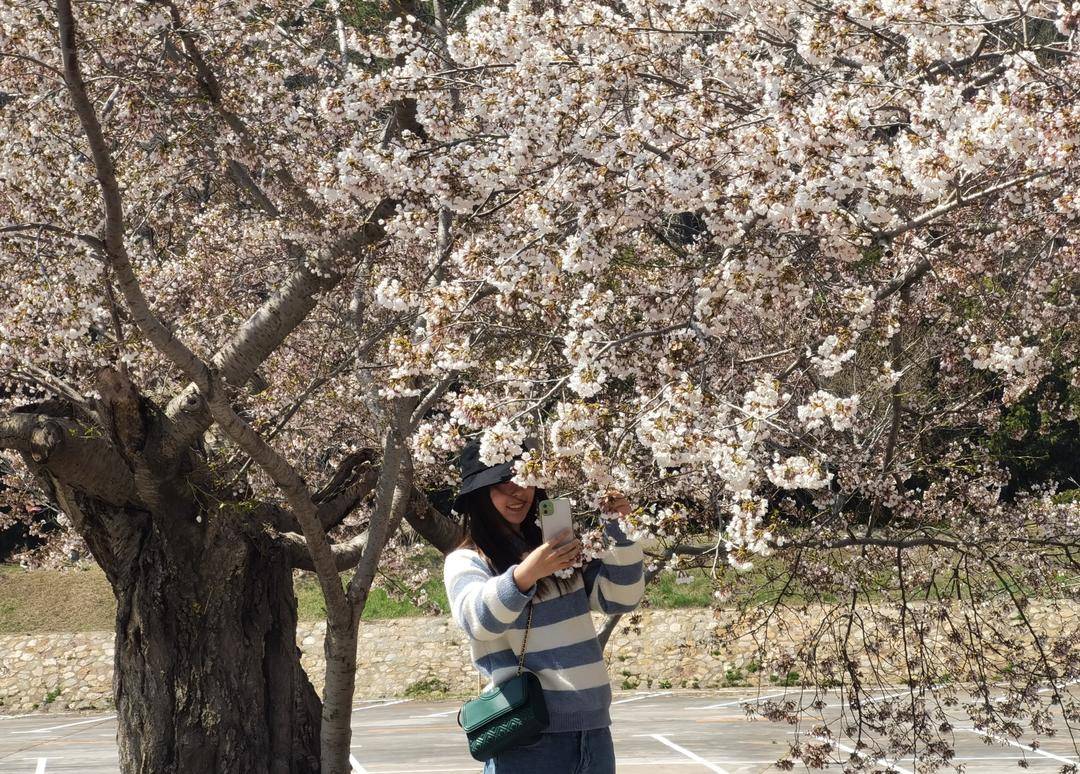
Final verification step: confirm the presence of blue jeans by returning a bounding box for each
[482,726,616,773]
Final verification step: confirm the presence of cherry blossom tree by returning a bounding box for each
[2,1,463,771]
[1,0,1078,771]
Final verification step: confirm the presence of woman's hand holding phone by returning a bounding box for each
[513,528,580,592]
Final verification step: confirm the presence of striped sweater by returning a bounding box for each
[443,518,645,732]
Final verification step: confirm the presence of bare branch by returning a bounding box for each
[872,168,1056,242]
[10,362,98,417]
[784,535,969,550]
[346,397,418,607]
[161,0,321,218]
[0,51,66,78]
[0,222,106,252]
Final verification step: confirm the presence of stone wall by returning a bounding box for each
[2,600,1076,714]
[0,632,115,713]
[1,610,707,714]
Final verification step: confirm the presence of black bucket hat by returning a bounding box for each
[452,435,540,514]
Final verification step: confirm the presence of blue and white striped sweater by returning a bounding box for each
[443,519,645,732]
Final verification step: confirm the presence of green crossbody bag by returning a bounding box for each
[456,600,550,761]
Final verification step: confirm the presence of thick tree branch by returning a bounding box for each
[281,529,370,572]
[0,412,136,507]
[56,0,349,622]
[224,159,282,217]
[408,374,457,431]
[199,378,351,619]
[865,286,907,540]
[313,449,381,529]
[156,0,402,462]
[198,260,339,392]
[161,198,396,464]
[346,398,418,608]
[58,0,210,395]
[281,483,465,569]
[401,487,464,554]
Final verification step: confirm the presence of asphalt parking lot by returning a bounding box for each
[2,687,1078,772]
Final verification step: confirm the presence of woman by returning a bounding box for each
[443,436,646,773]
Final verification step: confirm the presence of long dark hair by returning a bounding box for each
[453,485,579,601]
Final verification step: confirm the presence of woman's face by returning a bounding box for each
[488,480,536,530]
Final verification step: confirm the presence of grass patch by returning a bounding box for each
[294,545,451,621]
[5,543,1075,633]
[295,544,722,619]
[0,563,116,633]
[294,571,450,621]
[0,553,799,633]
[643,570,714,607]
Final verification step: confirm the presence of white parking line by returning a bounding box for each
[694,691,788,710]
[1039,677,1080,694]
[776,682,955,710]
[349,753,368,772]
[12,715,117,734]
[352,699,408,712]
[613,691,672,705]
[957,726,1080,766]
[341,769,492,773]
[807,734,912,774]
[35,759,47,774]
[818,689,914,709]
[410,708,460,718]
[636,734,732,773]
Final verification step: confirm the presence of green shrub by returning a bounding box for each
[404,676,450,698]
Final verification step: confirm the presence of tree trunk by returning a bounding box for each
[9,382,330,772]
[94,510,322,774]
[319,625,359,774]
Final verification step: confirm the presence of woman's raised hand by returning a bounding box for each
[513,528,580,591]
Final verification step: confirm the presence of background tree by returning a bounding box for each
[1,0,1078,772]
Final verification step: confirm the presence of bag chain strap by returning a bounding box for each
[473,599,533,695]
[516,600,533,676]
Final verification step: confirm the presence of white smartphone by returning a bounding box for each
[538,497,574,545]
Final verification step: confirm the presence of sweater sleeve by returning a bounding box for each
[582,519,645,615]
[444,550,538,641]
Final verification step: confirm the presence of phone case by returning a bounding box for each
[539,497,573,544]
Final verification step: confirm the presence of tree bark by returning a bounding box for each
[8,378,333,772]
[81,503,322,774]
[319,624,358,774]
